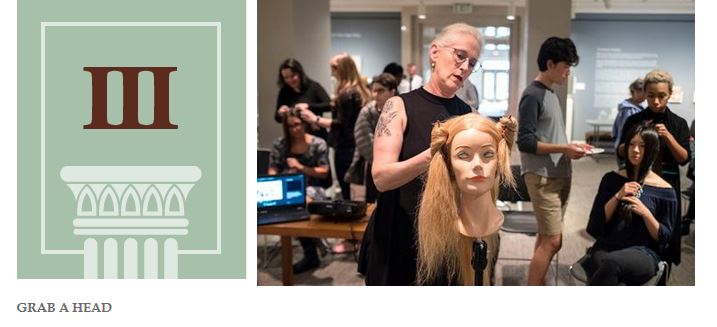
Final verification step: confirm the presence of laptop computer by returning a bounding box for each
[257,173,310,225]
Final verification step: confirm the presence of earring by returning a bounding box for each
[431,61,435,70]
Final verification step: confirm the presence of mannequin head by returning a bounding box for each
[449,128,500,198]
[417,113,516,285]
[427,113,515,202]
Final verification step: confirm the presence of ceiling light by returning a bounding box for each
[418,1,427,20]
[506,1,516,20]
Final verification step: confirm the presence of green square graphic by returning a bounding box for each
[18,0,245,278]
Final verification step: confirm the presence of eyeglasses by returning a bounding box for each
[443,47,482,73]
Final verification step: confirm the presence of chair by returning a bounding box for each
[568,253,667,286]
[498,165,559,285]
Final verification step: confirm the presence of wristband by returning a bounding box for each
[614,193,620,201]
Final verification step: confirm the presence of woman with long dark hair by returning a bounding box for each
[274,58,332,140]
[268,112,330,274]
[585,123,678,285]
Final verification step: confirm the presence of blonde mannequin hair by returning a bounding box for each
[416,113,516,285]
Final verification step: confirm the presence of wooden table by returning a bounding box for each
[257,204,374,285]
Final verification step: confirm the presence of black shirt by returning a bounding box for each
[358,87,471,285]
[619,107,691,174]
[586,172,677,259]
[328,89,362,149]
[274,79,331,139]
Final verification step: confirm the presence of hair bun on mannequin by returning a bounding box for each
[496,115,517,150]
[430,120,451,157]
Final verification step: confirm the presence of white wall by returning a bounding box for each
[331,13,401,78]
[257,0,331,149]
[570,14,695,141]
[294,0,332,94]
[525,0,572,116]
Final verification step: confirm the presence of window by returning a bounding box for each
[421,24,512,117]
[496,72,509,100]
[477,26,511,117]
[483,73,495,100]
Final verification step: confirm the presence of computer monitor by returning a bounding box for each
[257,173,306,210]
[257,173,309,225]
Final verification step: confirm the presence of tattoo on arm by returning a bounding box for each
[376,99,398,137]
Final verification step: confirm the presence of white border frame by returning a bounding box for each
[40,22,222,255]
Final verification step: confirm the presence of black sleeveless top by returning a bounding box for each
[358,87,471,285]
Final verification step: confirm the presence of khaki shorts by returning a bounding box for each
[523,172,571,236]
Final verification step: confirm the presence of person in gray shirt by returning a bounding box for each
[345,73,398,203]
[517,36,591,285]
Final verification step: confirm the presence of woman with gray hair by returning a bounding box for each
[358,23,483,285]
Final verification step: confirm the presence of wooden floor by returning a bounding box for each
[257,154,696,286]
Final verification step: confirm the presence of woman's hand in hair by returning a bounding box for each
[616,181,641,200]
[294,103,309,112]
[654,123,675,142]
[654,123,689,163]
[297,107,317,123]
[278,105,291,116]
[621,195,651,220]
